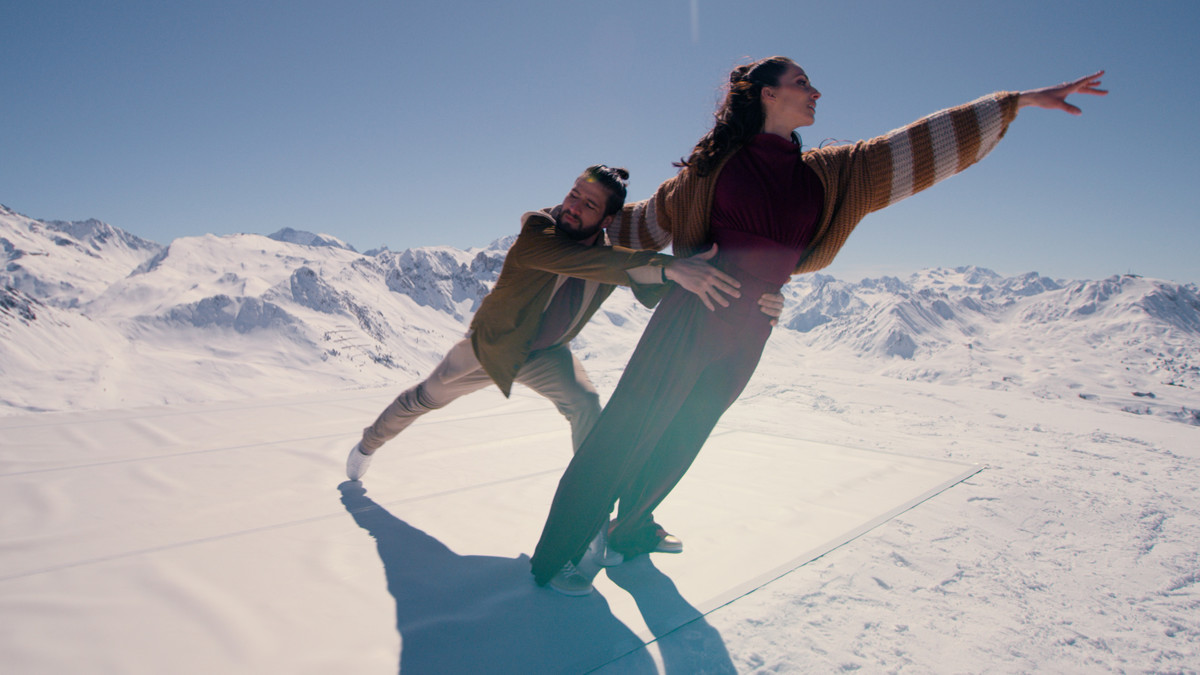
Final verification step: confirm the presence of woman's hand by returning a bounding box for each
[1018,70,1107,115]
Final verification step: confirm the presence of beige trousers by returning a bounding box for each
[360,338,601,454]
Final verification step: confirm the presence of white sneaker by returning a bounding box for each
[548,561,594,596]
[345,442,373,480]
[589,525,624,567]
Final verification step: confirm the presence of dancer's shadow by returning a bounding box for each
[603,557,736,674]
[338,481,655,674]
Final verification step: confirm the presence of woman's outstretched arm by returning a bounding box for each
[1018,70,1107,114]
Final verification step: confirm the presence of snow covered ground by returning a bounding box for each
[4,355,1197,673]
[680,359,1200,674]
[2,207,1199,672]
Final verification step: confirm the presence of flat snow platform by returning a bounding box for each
[0,387,979,674]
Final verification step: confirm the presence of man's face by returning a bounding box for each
[558,175,613,235]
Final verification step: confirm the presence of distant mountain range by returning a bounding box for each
[2,204,1197,424]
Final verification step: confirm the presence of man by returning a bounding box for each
[346,165,781,483]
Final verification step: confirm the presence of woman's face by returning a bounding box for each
[762,63,821,132]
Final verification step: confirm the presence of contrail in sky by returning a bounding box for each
[691,0,700,43]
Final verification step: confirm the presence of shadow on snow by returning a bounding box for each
[337,481,733,674]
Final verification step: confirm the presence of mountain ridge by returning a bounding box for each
[2,208,1196,424]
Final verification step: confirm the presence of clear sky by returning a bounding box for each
[3,0,1197,284]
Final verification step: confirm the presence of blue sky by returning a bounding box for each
[3,0,1197,284]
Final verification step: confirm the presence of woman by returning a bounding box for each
[530,57,1106,593]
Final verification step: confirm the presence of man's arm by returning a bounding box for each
[628,246,785,321]
[513,212,739,311]
[508,213,670,286]
[628,245,740,311]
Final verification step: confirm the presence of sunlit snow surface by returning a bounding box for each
[2,208,1198,672]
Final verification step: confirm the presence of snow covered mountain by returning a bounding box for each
[1,204,162,309]
[267,226,358,252]
[2,205,1197,425]
[773,268,1199,424]
[0,206,507,412]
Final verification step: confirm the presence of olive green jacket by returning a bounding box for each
[469,209,671,396]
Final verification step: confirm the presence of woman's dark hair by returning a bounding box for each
[676,56,797,176]
[582,164,630,217]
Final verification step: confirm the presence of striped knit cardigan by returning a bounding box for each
[606,92,1022,274]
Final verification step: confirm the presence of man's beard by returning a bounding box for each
[555,216,603,241]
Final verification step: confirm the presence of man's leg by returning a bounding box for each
[513,345,601,453]
[360,338,494,453]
